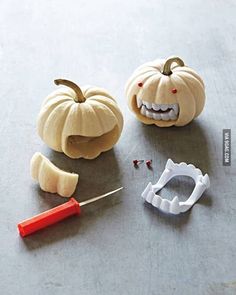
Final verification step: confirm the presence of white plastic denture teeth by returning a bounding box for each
[161,113,169,121]
[136,97,142,108]
[30,152,79,198]
[143,101,152,109]
[146,111,153,118]
[160,105,168,111]
[152,103,160,111]
[169,109,176,120]
[136,97,179,121]
[141,159,210,215]
[141,105,146,116]
[172,104,179,115]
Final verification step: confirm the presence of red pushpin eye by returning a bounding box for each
[146,160,152,168]
[138,82,143,87]
[171,88,177,94]
[133,159,144,166]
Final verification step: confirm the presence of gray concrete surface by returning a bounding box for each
[0,0,236,294]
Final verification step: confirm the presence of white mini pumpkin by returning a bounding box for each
[125,56,206,127]
[37,79,123,159]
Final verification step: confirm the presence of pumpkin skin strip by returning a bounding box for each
[37,97,72,140]
[42,101,73,151]
[171,74,196,126]
[126,72,158,109]
[176,72,205,117]
[31,152,79,198]
[84,86,116,102]
[88,96,123,132]
[175,67,205,88]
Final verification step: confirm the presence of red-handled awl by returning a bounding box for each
[18,187,123,237]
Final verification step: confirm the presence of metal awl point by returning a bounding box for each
[79,187,123,207]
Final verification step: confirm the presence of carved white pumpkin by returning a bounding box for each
[125,56,206,127]
[37,79,123,159]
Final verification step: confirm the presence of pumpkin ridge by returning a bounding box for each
[85,87,115,101]
[177,71,204,91]
[90,101,118,134]
[175,71,205,89]
[135,59,164,72]
[134,67,159,75]
[88,97,123,132]
[83,85,93,96]
[31,152,43,180]
[89,97,120,119]
[154,76,168,103]
[154,76,175,104]
[174,68,205,88]
[150,76,162,103]
[60,103,80,154]
[38,98,72,140]
[42,101,73,150]
[154,76,165,102]
[88,95,118,107]
[126,69,157,87]
[38,159,51,192]
[81,102,115,136]
[176,72,205,117]
[42,96,72,110]
[173,75,196,125]
[128,63,158,77]
[43,90,74,106]
[138,75,162,102]
[126,72,157,101]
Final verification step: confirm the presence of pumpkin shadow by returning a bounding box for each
[21,148,123,250]
[139,119,212,174]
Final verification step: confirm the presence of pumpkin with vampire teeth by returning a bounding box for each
[125,56,206,127]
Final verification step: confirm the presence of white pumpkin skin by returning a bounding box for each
[37,80,123,159]
[31,152,79,197]
[125,56,206,127]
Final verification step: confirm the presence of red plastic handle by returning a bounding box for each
[18,198,80,237]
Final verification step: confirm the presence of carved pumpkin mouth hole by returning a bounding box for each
[136,97,179,121]
[68,135,94,144]
[65,125,120,159]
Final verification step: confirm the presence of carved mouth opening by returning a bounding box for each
[64,125,120,159]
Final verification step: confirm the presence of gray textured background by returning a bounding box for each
[0,0,235,294]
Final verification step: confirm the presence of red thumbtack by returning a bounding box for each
[146,160,152,168]
[138,82,143,87]
[18,187,123,237]
[171,88,177,94]
[133,159,144,166]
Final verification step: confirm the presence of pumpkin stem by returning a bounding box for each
[162,56,185,76]
[54,79,85,103]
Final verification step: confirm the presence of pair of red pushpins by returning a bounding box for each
[133,159,152,168]
[18,187,123,237]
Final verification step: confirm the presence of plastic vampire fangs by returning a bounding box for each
[142,159,210,215]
